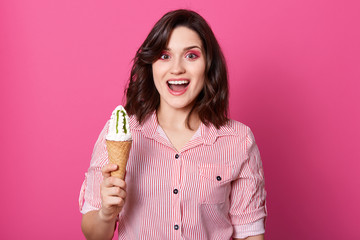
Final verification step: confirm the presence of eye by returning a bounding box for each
[185,52,200,59]
[159,52,171,60]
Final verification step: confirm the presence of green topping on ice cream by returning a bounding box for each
[116,110,120,134]
[121,110,127,134]
[106,105,131,141]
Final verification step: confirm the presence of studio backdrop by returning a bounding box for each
[0,0,359,239]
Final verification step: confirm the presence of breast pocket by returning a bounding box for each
[198,164,233,204]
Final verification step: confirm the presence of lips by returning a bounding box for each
[167,79,190,95]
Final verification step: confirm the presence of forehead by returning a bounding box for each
[166,26,203,50]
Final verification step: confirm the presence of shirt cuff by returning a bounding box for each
[80,201,100,215]
[232,218,265,239]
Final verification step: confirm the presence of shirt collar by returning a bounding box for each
[131,111,237,145]
[130,111,158,139]
[200,121,237,145]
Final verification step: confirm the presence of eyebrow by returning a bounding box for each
[165,45,202,51]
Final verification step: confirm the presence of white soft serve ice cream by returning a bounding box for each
[106,105,132,141]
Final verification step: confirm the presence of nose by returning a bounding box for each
[170,58,185,75]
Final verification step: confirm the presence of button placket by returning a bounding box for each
[171,152,182,235]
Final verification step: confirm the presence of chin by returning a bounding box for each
[163,100,191,110]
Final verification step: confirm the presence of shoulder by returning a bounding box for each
[215,119,259,150]
[218,119,252,139]
[129,114,140,130]
[227,119,251,133]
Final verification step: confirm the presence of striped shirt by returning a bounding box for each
[79,111,267,239]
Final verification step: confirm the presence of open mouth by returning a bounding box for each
[167,80,190,92]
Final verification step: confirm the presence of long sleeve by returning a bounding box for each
[79,121,110,214]
[229,128,267,238]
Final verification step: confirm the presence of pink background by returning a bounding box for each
[1,0,359,239]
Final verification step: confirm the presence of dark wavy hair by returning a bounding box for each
[125,9,229,129]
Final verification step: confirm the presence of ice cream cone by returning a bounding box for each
[106,140,132,179]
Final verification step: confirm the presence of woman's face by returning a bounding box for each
[152,26,206,112]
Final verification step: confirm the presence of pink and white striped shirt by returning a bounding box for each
[79,111,267,239]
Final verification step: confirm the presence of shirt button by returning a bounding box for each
[173,189,178,194]
[216,176,222,181]
[174,224,179,230]
[175,154,179,159]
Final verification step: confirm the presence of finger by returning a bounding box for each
[102,164,118,177]
[102,177,126,192]
[102,177,115,188]
[105,177,127,189]
[103,196,125,207]
[108,187,127,199]
[119,189,127,199]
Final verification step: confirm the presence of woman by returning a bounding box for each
[79,9,267,240]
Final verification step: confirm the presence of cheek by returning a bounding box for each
[152,64,161,85]
[152,64,158,77]
[152,61,161,74]
[195,71,206,92]
[197,79,205,92]
[152,61,167,73]
[190,61,206,79]
[194,68,206,85]
[152,75,161,92]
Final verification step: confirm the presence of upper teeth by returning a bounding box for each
[168,80,189,84]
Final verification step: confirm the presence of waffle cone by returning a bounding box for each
[106,140,132,180]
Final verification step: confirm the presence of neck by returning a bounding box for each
[157,104,200,131]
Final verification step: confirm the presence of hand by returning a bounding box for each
[99,164,127,222]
